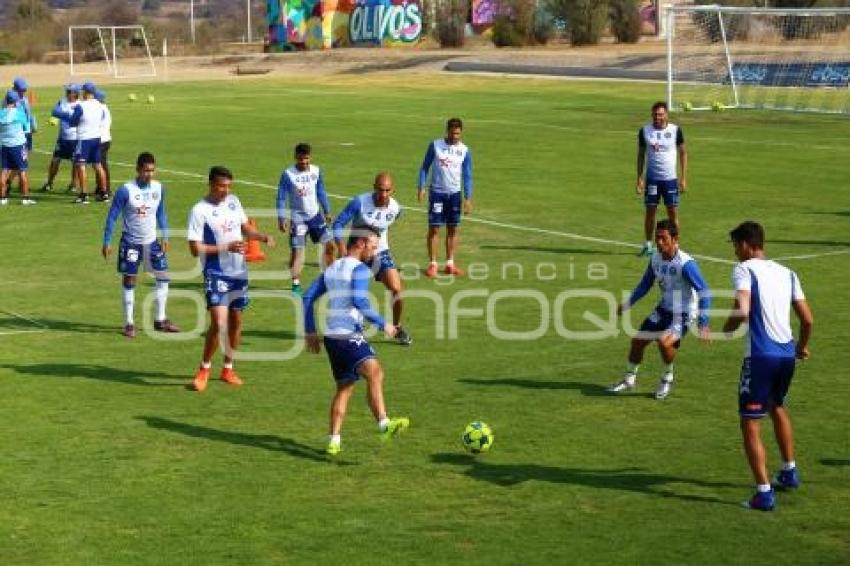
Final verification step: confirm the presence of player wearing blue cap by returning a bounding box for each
[0,90,36,205]
[4,78,37,197]
[42,83,82,194]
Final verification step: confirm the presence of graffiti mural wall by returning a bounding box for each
[267,0,422,50]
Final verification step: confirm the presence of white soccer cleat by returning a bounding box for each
[21,199,37,206]
[654,377,674,400]
[609,374,637,393]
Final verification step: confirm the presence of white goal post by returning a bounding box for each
[69,25,157,79]
[665,5,850,114]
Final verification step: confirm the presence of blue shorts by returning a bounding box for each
[366,249,396,280]
[429,191,462,226]
[204,274,250,311]
[74,138,102,165]
[1,145,28,171]
[25,133,33,151]
[644,179,679,208]
[290,213,331,248]
[738,356,796,419]
[324,334,376,384]
[53,139,76,160]
[638,307,690,346]
[118,239,168,276]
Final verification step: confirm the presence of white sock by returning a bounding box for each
[377,417,390,432]
[155,279,168,321]
[223,362,233,370]
[645,240,652,248]
[429,260,437,266]
[292,278,300,285]
[122,285,135,325]
[328,434,341,445]
[446,258,455,266]
[200,361,211,369]
[757,484,772,493]
[663,365,674,382]
[783,460,796,471]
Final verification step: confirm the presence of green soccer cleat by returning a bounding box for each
[381,417,410,441]
[326,442,341,456]
[292,283,303,296]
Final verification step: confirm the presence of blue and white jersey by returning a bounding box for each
[276,164,330,223]
[100,105,112,143]
[187,195,249,278]
[16,97,35,134]
[51,98,79,141]
[628,248,711,326]
[61,98,104,141]
[102,180,168,246]
[733,258,804,358]
[303,256,386,338]
[332,193,401,253]
[639,123,684,182]
[418,138,473,197]
[0,106,27,147]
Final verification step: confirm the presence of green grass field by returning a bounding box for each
[0,73,847,564]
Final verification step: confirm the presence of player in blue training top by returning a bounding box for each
[4,77,36,196]
[418,117,473,277]
[187,166,275,393]
[102,152,179,338]
[333,172,411,346]
[303,226,410,456]
[277,142,334,295]
[42,84,81,194]
[609,219,711,400]
[0,90,36,206]
[636,101,688,256]
[723,221,813,512]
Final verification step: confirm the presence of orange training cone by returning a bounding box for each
[245,218,266,263]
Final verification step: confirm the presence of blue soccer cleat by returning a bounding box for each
[742,489,776,511]
[773,468,801,490]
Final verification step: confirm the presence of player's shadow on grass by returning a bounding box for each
[431,453,738,506]
[0,316,116,335]
[458,377,610,397]
[821,458,850,467]
[481,244,629,256]
[137,416,339,464]
[0,363,187,387]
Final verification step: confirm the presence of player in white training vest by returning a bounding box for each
[95,89,112,201]
[723,221,813,512]
[276,142,334,295]
[303,226,410,456]
[636,101,688,256]
[333,172,411,346]
[187,166,276,392]
[102,152,178,338]
[610,219,711,400]
[418,117,473,277]
[43,83,81,194]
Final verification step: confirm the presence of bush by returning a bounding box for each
[533,5,556,44]
[434,0,468,47]
[609,0,641,43]
[491,0,554,47]
[564,0,609,45]
[491,15,523,47]
[0,50,15,65]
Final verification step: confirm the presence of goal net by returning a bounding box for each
[666,6,850,114]
[69,25,156,79]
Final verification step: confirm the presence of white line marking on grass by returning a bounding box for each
[774,249,850,261]
[0,329,49,336]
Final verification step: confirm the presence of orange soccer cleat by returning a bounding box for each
[220,368,243,386]
[443,264,464,276]
[192,367,210,392]
[425,263,438,278]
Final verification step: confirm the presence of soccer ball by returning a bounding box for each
[48,117,59,126]
[711,101,725,112]
[128,93,137,102]
[462,421,494,454]
[147,95,156,104]
[682,101,693,112]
